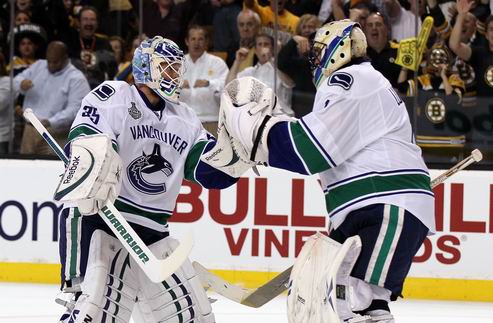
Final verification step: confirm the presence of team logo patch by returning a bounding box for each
[328,72,353,90]
[425,97,446,123]
[128,102,142,120]
[92,84,115,101]
[127,144,173,195]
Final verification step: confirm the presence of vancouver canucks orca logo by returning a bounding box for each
[127,144,173,195]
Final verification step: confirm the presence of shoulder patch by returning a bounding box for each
[328,72,353,90]
[92,84,115,101]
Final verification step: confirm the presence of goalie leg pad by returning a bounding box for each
[59,230,139,323]
[287,232,368,323]
[133,236,215,323]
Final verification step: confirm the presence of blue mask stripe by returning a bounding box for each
[314,24,355,87]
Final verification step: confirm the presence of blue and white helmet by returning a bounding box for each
[133,36,185,104]
[309,20,367,89]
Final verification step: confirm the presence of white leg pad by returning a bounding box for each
[60,230,138,323]
[132,236,215,323]
[287,233,368,323]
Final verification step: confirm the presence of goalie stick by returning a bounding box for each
[193,148,483,307]
[24,108,193,283]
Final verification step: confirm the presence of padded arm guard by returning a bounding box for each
[54,134,122,215]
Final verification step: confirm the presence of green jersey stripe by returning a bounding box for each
[326,173,431,213]
[184,140,208,183]
[114,199,171,226]
[68,124,119,152]
[290,122,331,174]
[370,205,399,285]
[69,208,81,278]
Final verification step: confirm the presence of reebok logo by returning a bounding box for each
[63,156,81,184]
[204,148,222,161]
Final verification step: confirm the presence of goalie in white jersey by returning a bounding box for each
[55,36,250,323]
[210,20,435,322]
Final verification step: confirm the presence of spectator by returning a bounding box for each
[227,33,295,115]
[103,0,134,39]
[284,0,322,17]
[213,0,242,53]
[385,0,425,40]
[63,0,79,29]
[0,53,11,154]
[7,24,47,154]
[364,12,403,88]
[115,34,148,84]
[180,25,229,136]
[30,0,70,42]
[66,6,117,88]
[244,0,300,34]
[140,0,199,49]
[14,10,31,26]
[7,23,47,76]
[398,42,465,99]
[109,36,127,71]
[278,14,320,117]
[226,9,261,68]
[449,0,493,96]
[331,0,376,26]
[449,4,480,104]
[13,41,90,155]
[318,0,333,23]
[15,0,31,12]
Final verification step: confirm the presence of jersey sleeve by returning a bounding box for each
[183,122,238,189]
[268,86,399,174]
[67,82,126,152]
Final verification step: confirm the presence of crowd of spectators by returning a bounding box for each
[0,0,491,160]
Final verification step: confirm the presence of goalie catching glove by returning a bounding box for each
[202,77,293,168]
[54,134,122,215]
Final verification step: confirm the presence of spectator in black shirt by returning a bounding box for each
[449,0,493,96]
[66,6,116,88]
[278,14,320,117]
[364,12,402,88]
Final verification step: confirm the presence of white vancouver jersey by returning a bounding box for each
[284,63,435,231]
[68,81,214,231]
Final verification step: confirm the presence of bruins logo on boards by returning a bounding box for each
[425,97,446,124]
[485,65,493,88]
[128,102,142,120]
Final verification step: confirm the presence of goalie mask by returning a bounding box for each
[309,20,367,88]
[132,36,185,104]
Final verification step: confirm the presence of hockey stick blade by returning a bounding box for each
[195,149,482,307]
[23,108,193,283]
[193,262,252,303]
[193,261,292,308]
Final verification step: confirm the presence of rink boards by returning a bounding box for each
[0,159,492,301]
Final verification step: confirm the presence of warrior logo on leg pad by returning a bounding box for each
[127,143,173,194]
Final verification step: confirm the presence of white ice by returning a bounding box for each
[1,282,492,323]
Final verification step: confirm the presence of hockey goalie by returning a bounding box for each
[204,20,435,323]
[53,36,251,322]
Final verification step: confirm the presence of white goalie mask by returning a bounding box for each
[132,36,186,104]
[309,20,367,88]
